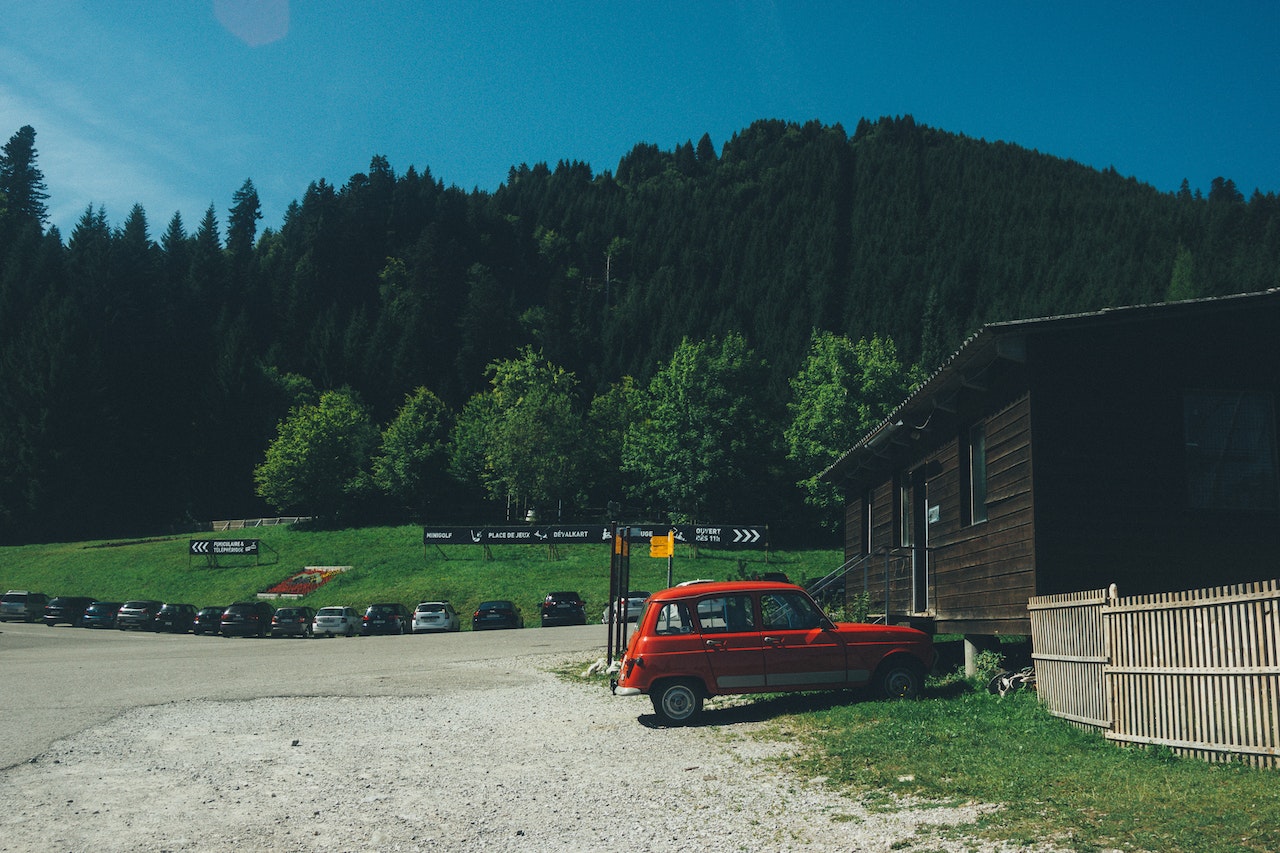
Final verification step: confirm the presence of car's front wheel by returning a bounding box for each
[651,679,704,725]
[875,658,925,700]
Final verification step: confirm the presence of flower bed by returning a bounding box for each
[261,566,350,598]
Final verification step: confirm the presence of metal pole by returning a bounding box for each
[606,522,619,664]
[884,548,891,625]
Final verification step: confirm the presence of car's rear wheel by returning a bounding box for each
[651,679,704,725]
[875,658,924,700]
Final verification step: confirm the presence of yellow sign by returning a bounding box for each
[649,530,674,558]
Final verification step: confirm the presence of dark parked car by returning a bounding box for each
[154,603,197,633]
[82,600,123,629]
[43,596,97,627]
[116,600,164,630]
[1,590,49,623]
[361,603,412,635]
[220,601,275,637]
[271,606,316,637]
[539,591,587,627]
[192,606,226,636]
[472,600,524,631]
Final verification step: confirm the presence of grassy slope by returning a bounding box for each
[0,525,840,626]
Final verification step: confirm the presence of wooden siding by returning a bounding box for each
[844,393,1037,633]
[929,393,1036,633]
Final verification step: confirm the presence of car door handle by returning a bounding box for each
[764,636,785,645]
[705,638,726,648]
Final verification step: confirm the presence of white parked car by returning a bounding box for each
[412,601,460,633]
[601,591,651,624]
[312,606,360,637]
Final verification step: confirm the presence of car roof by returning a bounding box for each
[648,580,806,601]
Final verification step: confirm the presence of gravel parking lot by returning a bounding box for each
[1,622,1042,852]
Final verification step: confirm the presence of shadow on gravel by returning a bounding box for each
[636,690,871,729]
[634,679,979,728]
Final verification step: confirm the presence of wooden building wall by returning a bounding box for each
[844,393,1037,634]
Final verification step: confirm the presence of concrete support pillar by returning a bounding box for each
[963,634,999,677]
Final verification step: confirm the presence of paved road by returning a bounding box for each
[0,620,609,770]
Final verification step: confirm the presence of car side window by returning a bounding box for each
[654,601,693,635]
[761,592,825,631]
[696,595,756,633]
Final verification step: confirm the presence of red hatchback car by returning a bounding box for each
[611,581,934,725]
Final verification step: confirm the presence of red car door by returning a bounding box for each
[759,591,847,688]
[694,593,765,691]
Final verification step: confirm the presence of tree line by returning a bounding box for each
[1,117,1277,545]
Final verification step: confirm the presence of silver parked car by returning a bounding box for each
[601,591,651,624]
[312,606,360,637]
[412,601,460,633]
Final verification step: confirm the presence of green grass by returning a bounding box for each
[0,524,839,628]
[743,679,1280,853]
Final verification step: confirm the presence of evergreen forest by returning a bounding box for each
[1,116,1278,546]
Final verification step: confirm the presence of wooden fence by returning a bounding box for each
[211,516,312,531]
[1029,579,1280,768]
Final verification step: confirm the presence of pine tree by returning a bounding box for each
[0,126,49,228]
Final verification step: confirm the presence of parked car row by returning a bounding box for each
[9,593,591,636]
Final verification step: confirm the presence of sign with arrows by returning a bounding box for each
[189,539,259,556]
[422,524,767,549]
[422,525,613,546]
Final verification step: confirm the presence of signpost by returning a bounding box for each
[189,539,260,556]
[188,538,271,568]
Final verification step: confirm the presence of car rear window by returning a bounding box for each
[1,594,24,603]
[317,608,343,616]
[418,604,443,612]
[654,601,694,635]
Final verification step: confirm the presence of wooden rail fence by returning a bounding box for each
[1029,579,1280,768]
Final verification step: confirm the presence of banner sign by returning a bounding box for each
[423,524,767,548]
[422,525,614,545]
[190,539,260,556]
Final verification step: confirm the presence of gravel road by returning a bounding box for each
[1,621,1044,852]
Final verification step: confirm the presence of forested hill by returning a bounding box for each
[1,116,1277,544]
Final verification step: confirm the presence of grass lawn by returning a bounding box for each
[0,524,839,629]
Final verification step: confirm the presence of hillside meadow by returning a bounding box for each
[0,524,841,625]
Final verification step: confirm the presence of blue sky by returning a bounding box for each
[3,1,1277,236]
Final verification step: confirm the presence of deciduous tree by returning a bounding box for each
[254,389,379,520]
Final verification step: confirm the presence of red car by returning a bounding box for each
[611,581,934,725]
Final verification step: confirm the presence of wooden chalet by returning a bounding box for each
[820,289,1280,638]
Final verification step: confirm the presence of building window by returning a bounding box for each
[1184,391,1279,511]
[897,475,913,547]
[861,488,873,555]
[968,423,989,524]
